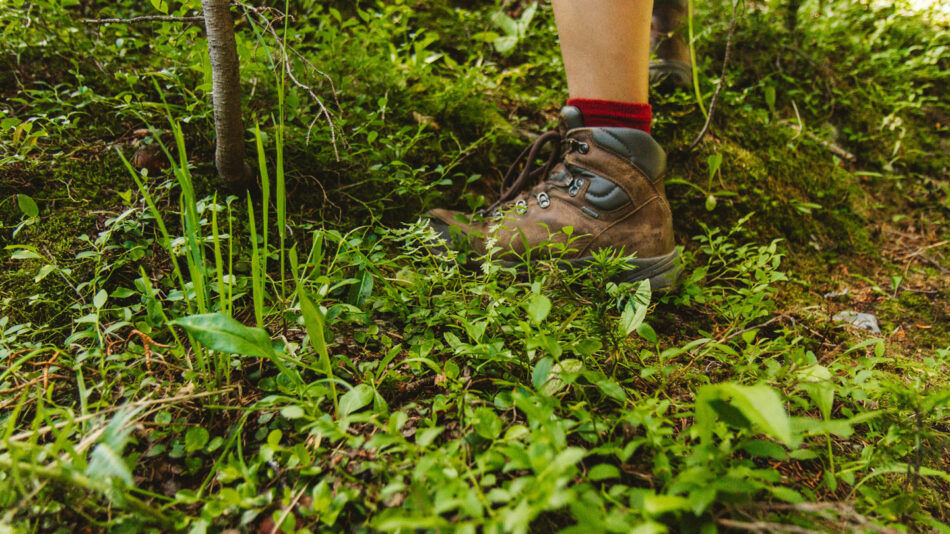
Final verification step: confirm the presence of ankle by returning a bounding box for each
[566,98,652,133]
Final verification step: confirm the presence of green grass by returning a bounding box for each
[0,0,948,532]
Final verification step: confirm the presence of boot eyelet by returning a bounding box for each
[568,177,585,197]
[578,142,590,154]
[537,192,550,208]
[514,199,528,214]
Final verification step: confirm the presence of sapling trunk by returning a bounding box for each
[201,0,250,186]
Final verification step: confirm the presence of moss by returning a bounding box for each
[0,153,132,327]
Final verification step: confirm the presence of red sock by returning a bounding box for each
[567,98,652,133]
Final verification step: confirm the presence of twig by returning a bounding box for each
[5,388,236,443]
[748,502,900,534]
[688,0,741,151]
[779,120,856,162]
[716,518,818,534]
[271,485,308,534]
[236,1,342,159]
[82,15,204,24]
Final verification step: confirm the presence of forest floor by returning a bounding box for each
[0,1,948,532]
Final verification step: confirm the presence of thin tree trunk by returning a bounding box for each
[201,0,249,186]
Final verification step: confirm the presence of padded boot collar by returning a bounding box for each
[558,106,666,182]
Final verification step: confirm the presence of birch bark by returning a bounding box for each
[201,0,249,185]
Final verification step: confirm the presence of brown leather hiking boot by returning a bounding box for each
[427,106,679,291]
[650,0,692,89]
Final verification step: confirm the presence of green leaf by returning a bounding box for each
[797,365,834,420]
[541,359,583,396]
[472,407,503,440]
[620,280,651,337]
[768,486,804,503]
[643,494,689,516]
[93,289,108,309]
[596,378,627,402]
[185,426,210,453]
[149,0,168,14]
[10,248,43,261]
[706,153,723,180]
[588,463,620,481]
[696,383,793,446]
[416,426,445,448]
[338,383,374,416]
[173,313,275,358]
[525,293,551,324]
[532,357,553,390]
[637,322,658,343]
[16,194,38,218]
[281,405,305,419]
[298,287,337,407]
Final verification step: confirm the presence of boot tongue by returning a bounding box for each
[559,106,585,132]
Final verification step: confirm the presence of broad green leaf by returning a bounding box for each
[10,249,43,261]
[338,383,374,416]
[173,313,275,358]
[472,407,503,440]
[93,289,108,309]
[643,494,689,516]
[696,383,793,446]
[541,358,583,396]
[620,280,651,336]
[532,357,553,390]
[281,405,305,419]
[596,378,627,402]
[17,194,38,218]
[797,365,834,420]
[185,426,210,453]
[588,463,620,481]
[768,486,804,503]
[416,426,445,447]
[637,322,658,343]
[149,0,168,14]
[525,293,551,324]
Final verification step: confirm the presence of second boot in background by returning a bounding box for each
[650,0,693,89]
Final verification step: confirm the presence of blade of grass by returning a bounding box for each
[211,192,227,315]
[297,286,337,413]
[247,192,265,328]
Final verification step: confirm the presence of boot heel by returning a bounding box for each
[615,249,681,293]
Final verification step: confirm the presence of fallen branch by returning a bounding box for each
[82,15,204,24]
[780,120,857,162]
[716,518,817,534]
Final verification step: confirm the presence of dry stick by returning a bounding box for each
[688,0,741,151]
[82,15,204,24]
[716,518,818,534]
[237,2,341,158]
[5,388,236,443]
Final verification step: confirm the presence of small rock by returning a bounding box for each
[832,310,881,334]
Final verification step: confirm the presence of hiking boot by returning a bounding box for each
[650,0,692,90]
[426,106,679,291]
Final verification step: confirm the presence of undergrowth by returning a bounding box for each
[0,0,948,532]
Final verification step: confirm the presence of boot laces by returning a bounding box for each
[485,131,567,215]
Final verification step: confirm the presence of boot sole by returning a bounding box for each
[497,249,681,293]
[649,60,693,90]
